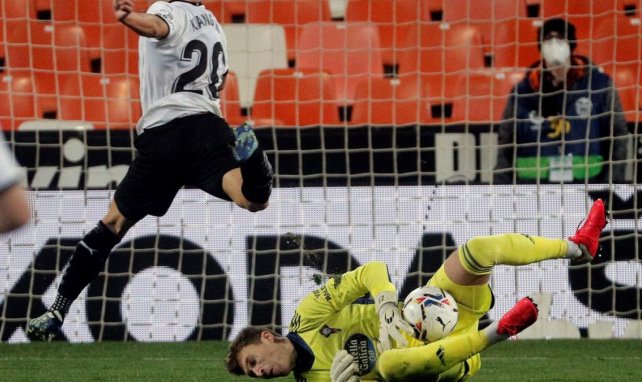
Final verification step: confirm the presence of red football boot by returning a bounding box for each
[497,297,539,337]
[569,199,607,263]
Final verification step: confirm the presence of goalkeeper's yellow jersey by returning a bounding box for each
[287,261,395,382]
[286,260,483,382]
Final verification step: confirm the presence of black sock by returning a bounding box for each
[240,147,273,204]
[58,221,121,304]
[50,294,73,319]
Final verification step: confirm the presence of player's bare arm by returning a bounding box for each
[113,0,169,39]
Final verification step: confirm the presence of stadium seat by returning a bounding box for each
[250,68,340,127]
[5,22,91,116]
[2,0,37,19]
[200,0,234,23]
[1,0,36,65]
[538,0,623,18]
[222,24,288,108]
[422,0,445,20]
[101,23,140,75]
[219,71,245,126]
[492,18,541,68]
[442,0,528,56]
[344,0,421,70]
[397,23,485,98]
[449,69,523,123]
[602,63,642,122]
[51,0,113,62]
[222,0,247,20]
[0,71,39,129]
[133,0,154,11]
[443,0,526,21]
[592,16,642,66]
[50,0,113,23]
[296,22,384,105]
[59,74,141,129]
[245,0,332,65]
[6,22,91,72]
[350,75,431,125]
[50,0,78,21]
[6,21,52,69]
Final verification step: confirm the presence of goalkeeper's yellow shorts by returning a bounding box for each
[427,257,495,335]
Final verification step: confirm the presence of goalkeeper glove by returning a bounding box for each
[330,350,359,382]
[375,290,414,352]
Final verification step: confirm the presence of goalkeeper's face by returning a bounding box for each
[236,332,295,378]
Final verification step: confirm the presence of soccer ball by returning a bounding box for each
[402,286,459,343]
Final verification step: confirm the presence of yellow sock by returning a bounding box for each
[458,233,567,275]
[378,329,489,381]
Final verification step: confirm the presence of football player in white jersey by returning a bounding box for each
[0,132,30,233]
[27,0,273,341]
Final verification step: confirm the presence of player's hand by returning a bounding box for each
[375,291,414,352]
[330,350,359,382]
[113,0,134,21]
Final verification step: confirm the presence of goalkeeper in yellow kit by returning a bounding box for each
[226,199,607,381]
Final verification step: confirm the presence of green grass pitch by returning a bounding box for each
[0,340,641,381]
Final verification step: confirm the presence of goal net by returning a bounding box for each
[0,0,641,343]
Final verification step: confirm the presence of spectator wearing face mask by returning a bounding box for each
[494,18,628,184]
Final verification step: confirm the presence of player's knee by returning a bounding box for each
[246,201,268,212]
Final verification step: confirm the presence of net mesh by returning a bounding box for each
[0,0,640,342]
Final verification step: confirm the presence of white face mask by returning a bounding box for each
[541,38,571,67]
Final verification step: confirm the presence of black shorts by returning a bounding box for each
[114,113,239,221]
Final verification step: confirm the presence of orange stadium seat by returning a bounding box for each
[101,23,140,75]
[350,75,431,125]
[251,68,340,127]
[6,21,52,69]
[442,0,527,56]
[344,0,421,70]
[443,0,526,21]
[60,74,141,129]
[78,0,112,23]
[397,23,485,98]
[246,0,331,65]
[50,0,78,21]
[222,0,247,20]
[538,0,625,18]
[201,0,234,23]
[603,63,642,121]
[1,0,36,64]
[6,22,90,71]
[296,22,384,105]
[492,19,541,68]
[51,0,113,24]
[443,0,526,55]
[592,16,642,67]
[2,0,37,19]
[5,22,91,116]
[449,69,523,123]
[219,71,245,125]
[0,71,39,129]
[49,0,118,60]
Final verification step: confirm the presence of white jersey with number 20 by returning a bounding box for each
[136,1,229,134]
